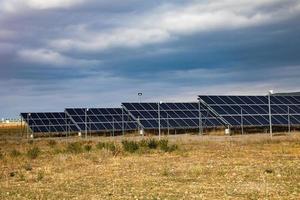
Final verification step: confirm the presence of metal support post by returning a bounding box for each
[158,102,161,140]
[122,105,125,136]
[288,106,291,133]
[198,98,203,135]
[241,108,244,135]
[268,92,273,138]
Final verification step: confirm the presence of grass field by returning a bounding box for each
[0,129,300,199]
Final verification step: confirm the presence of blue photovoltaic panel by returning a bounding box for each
[199,95,300,127]
[65,108,137,132]
[122,102,225,129]
[21,112,79,133]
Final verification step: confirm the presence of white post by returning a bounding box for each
[122,105,125,136]
[112,118,115,137]
[138,93,142,103]
[158,102,161,140]
[167,114,169,136]
[198,98,203,135]
[27,113,33,139]
[20,117,23,138]
[27,113,29,139]
[241,108,244,135]
[268,90,273,138]
[89,117,91,137]
[85,108,88,139]
[68,118,70,137]
[288,106,291,134]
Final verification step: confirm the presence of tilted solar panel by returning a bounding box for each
[122,102,225,129]
[65,108,137,132]
[198,95,300,127]
[20,112,79,133]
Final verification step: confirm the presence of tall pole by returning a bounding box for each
[112,118,115,137]
[268,91,272,138]
[158,102,161,140]
[85,108,88,139]
[137,116,140,135]
[198,98,203,135]
[89,117,91,137]
[288,106,291,134]
[27,114,29,139]
[167,114,169,136]
[122,105,125,136]
[65,112,67,137]
[68,118,70,137]
[27,113,32,139]
[138,93,142,103]
[241,107,244,135]
[20,117,23,138]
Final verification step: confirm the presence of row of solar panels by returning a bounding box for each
[21,95,300,133]
[199,96,300,127]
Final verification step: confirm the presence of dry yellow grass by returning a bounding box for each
[0,133,300,199]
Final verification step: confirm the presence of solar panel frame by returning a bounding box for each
[122,102,226,130]
[21,112,79,133]
[198,95,300,127]
[65,107,138,132]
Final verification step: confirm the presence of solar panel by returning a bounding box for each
[199,95,300,127]
[122,102,225,129]
[20,112,79,133]
[65,108,137,132]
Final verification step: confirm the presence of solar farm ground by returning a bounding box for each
[0,129,300,199]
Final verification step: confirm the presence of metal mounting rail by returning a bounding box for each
[121,104,145,130]
[64,109,81,132]
[199,99,232,127]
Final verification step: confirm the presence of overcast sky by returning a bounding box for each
[1,0,300,117]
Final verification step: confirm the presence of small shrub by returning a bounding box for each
[27,147,40,159]
[53,148,63,154]
[139,139,148,148]
[158,139,169,152]
[66,142,83,154]
[265,168,273,174]
[122,140,139,153]
[37,171,44,181]
[147,138,159,149]
[28,140,34,145]
[10,171,16,177]
[10,149,21,158]
[96,142,117,153]
[48,140,57,148]
[84,144,92,152]
[19,172,26,181]
[23,163,32,171]
[106,142,117,152]
[96,142,106,150]
[167,144,178,152]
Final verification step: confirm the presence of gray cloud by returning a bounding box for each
[0,0,300,117]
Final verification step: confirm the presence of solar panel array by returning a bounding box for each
[21,112,79,133]
[199,95,300,127]
[65,108,137,132]
[122,102,225,129]
[21,95,300,134]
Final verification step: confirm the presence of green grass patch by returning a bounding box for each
[27,147,40,159]
[122,140,139,153]
[84,144,92,152]
[66,142,83,154]
[10,149,21,158]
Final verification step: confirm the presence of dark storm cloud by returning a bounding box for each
[0,0,300,117]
